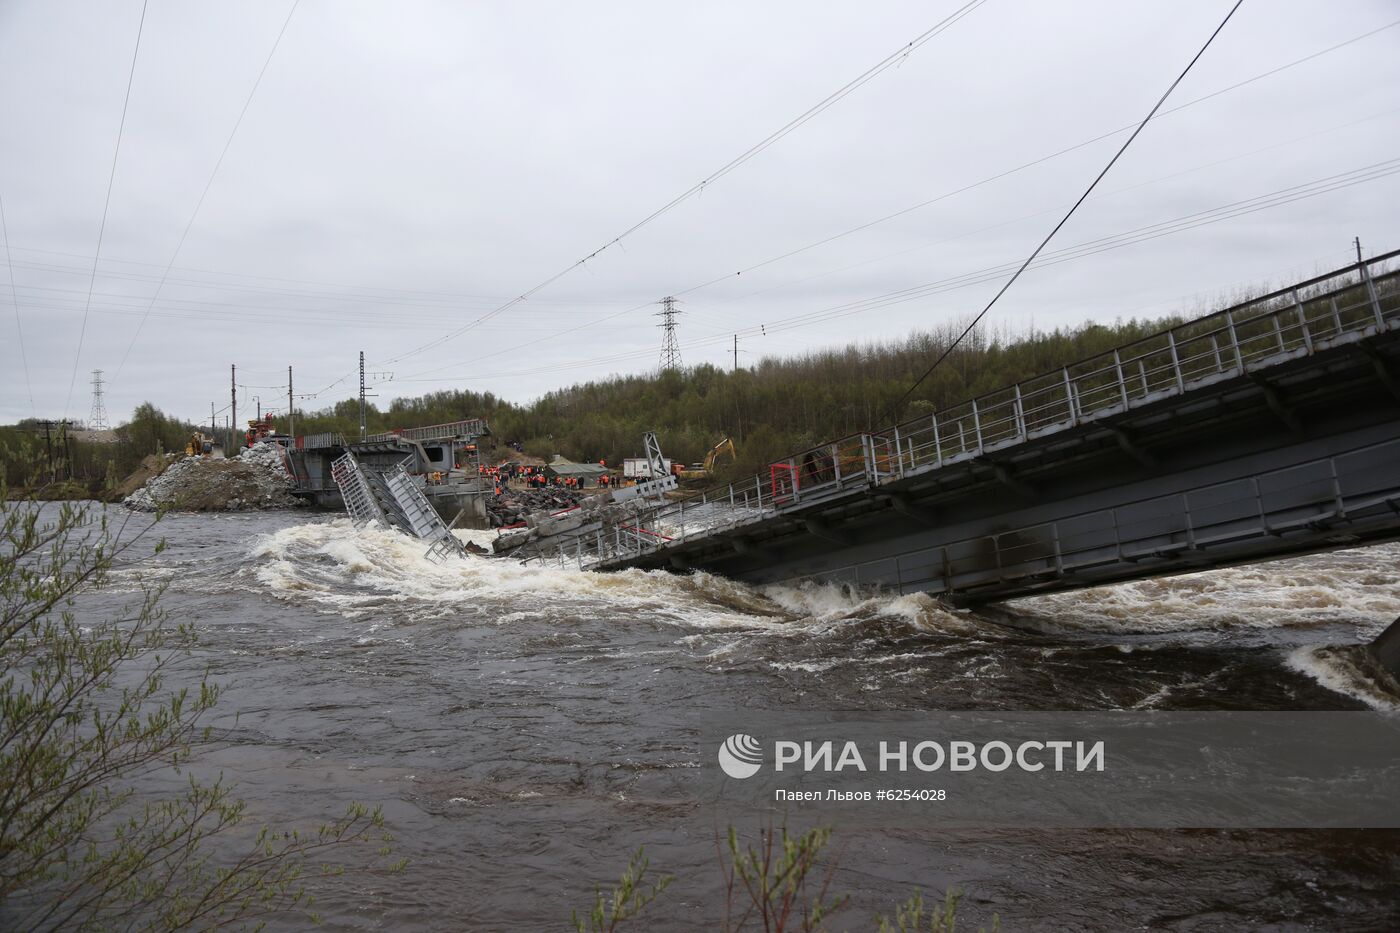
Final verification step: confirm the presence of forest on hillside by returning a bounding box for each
[296,314,1179,475]
[0,314,1181,495]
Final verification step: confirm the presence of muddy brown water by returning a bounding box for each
[80,506,1400,930]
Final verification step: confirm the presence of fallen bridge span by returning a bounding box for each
[531,251,1400,605]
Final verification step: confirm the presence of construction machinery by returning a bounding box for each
[185,432,222,458]
[244,417,279,449]
[678,437,736,481]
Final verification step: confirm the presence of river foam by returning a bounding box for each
[246,520,1400,707]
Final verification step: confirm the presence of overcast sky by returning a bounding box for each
[2,0,1398,427]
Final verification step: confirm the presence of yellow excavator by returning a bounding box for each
[677,437,736,481]
[185,432,220,458]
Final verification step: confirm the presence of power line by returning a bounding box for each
[113,0,301,380]
[671,15,1400,302]
[889,0,1248,417]
[699,159,1400,342]
[391,18,1398,381]
[397,113,1399,385]
[1,242,638,309]
[5,156,1390,397]
[688,109,1400,332]
[2,11,1380,357]
[88,370,110,430]
[64,0,149,417]
[386,159,1395,386]
[656,297,683,371]
[0,192,35,417]
[381,0,988,366]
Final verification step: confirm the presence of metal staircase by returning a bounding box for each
[330,452,472,563]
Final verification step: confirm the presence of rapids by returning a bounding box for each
[90,509,1400,930]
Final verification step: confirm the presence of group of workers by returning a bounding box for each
[476,460,615,496]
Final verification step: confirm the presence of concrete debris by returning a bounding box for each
[124,442,302,512]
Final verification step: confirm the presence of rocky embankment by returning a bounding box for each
[124,443,302,512]
[487,486,586,528]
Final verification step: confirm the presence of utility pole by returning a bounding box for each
[656,296,682,372]
[37,419,73,482]
[359,351,366,439]
[231,364,237,454]
[210,402,216,438]
[42,420,53,482]
[287,365,295,440]
[733,334,738,372]
[61,421,73,480]
[88,370,109,430]
[1355,236,1365,265]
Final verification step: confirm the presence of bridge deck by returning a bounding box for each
[540,253,1400,603]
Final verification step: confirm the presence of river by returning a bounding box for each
[91,507,1400,930]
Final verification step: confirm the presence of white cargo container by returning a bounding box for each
[623,457,672,479]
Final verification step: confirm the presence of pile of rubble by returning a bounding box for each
[487,486,586,528]
[124,443,303,512]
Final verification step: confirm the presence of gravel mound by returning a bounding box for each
[124,443,302,512]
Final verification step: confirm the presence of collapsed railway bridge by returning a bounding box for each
[531,252,1400,607]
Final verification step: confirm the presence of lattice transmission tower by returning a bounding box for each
[656,296,682,372]
[88,369,110,430]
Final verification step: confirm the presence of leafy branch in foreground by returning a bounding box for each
[1,482,399,931]
[722,824,847,933]
[572,846,673,933]
[576,822,999,932]
[876,889,1000,932]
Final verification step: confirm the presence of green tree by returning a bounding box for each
[0,489,398,930]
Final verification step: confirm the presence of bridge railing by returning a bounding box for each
[876,256,1399,476]
[363,419,489,444]
[296,432,345,450]
[549,254,1398,571]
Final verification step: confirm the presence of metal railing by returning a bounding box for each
[532,253,1399,571]
[331,452,385,526]
[297,432,346,450]
[364,418,489,444]
[293,420,489,450]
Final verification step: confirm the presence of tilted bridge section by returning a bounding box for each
[531,252,1400,605]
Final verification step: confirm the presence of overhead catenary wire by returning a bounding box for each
[112,0,301,381]
[386,157,1394,386]
[395,16,1398,380]
[701,158,1400,342]
[6,12,1388,347]
[397,126,1399,383]
[5,155,1391,394]
[381,0,989,366]
[0,193,36,417]
[2,242,642,309]
[64,0,149,417]
[5,6,1383,411]
[687,109,1400,331]
[888,0,1248,418]
[672,14,1400,301]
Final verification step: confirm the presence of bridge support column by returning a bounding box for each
[1369,616,1400,682]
